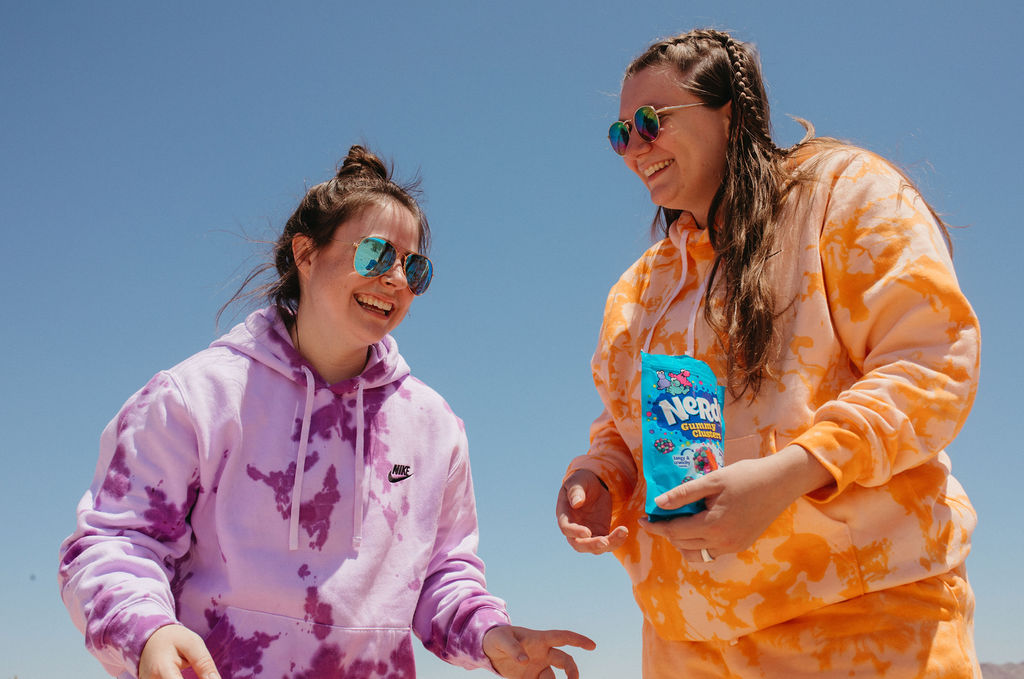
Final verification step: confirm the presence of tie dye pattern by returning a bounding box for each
[59,307,509,678]
[565,147,980,652]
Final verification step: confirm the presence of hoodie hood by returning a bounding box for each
[211,306,410,392]
[211,307,411,550]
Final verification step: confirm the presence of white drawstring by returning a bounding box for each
[289,366,315,551]
[352,383,365,550]
[643,229,708,356]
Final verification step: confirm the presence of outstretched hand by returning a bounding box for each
[483,625,596,679]
[556,469,628,555]
[139,624,220,679]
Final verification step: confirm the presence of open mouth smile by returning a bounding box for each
[644,159,674,178]
[355,294,394,317]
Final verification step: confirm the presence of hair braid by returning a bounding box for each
[623,29,788,397]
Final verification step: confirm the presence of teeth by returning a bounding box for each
[356,295,393,312]
[644,160,673,177]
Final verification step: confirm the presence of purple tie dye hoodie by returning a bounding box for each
[59,307,510,678]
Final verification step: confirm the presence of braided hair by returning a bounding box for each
[219,145,430,327]
[624,29,792,397]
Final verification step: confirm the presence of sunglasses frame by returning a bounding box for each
[348,236,433,295]
[608,103,707,155]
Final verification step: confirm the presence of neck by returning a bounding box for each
[291,317,369,383]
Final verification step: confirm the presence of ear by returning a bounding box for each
[721,100,733,136]
[292,234,315,280]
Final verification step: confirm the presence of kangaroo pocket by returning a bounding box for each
[629,432,864,642]
[184,606,415,678]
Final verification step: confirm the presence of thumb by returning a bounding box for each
[179,636,220,679]
[567,483,587,508]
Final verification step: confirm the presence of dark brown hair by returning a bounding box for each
[219,145,429,327]
[625,29,789,397]
[626,29,953,397]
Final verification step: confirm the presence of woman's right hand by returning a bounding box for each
[139,624,220,679]
[556,469,628,555]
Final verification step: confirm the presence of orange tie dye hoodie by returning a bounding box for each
[566,145,980,642]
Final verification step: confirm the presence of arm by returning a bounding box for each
[59,372,204,677]
[411,426,510,671]
[792,151,980,499]
[412,427,596,676]
[557,278,647,553]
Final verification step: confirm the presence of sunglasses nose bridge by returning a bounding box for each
[379,256,411,289]
[622,126,654,157]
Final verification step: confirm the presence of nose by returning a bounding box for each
[380,261,409,290]
[623,130,651,158]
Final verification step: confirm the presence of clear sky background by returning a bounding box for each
[2,2,1022,677]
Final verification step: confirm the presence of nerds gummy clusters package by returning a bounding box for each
[641,352,725,520]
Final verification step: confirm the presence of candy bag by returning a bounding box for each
[641,352,725,520]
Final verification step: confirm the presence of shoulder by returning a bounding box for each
[160,344,275,417]
[166,344,253,387]
[392,375,466,432]
[787,141,913,199]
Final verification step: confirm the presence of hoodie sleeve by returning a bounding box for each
[564,408,638,515]
[791,151,981,500]
[412,423,510,672]
[564,274,643,511]
[58,371,201,677]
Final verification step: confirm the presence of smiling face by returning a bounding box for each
[292,200,421,380]
[618,65,732,228]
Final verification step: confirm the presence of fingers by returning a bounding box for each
[546,647,579,679]
[532,629,597,651]
[637,517,702,546]
[177,633,220,679]
[555,494,592,539]
[654,474,711,510]
[638,518,722,563]
[564,525,628,555]
[187,654,221,679]
[140,625,220,679]
[560,470,602,509]
[518,627,593,679]
[566,483,586,509]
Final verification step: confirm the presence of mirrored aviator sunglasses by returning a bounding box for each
[608,103,706,155]
[353,236,433,295]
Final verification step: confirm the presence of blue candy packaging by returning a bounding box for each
[641,352,725,520]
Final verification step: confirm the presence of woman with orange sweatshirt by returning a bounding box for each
[556,28,981,678]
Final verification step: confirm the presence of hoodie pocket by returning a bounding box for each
[186,606,415,679]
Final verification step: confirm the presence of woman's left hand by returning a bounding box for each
[483,625,596,679]
[639,445,834,562]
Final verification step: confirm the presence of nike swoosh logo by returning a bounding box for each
[388,471,413,483]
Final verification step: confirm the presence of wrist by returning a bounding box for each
[770,444,835,501]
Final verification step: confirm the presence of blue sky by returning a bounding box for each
[2,2,1022,677]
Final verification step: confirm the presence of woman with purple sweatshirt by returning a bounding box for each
[59,145,593,679]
